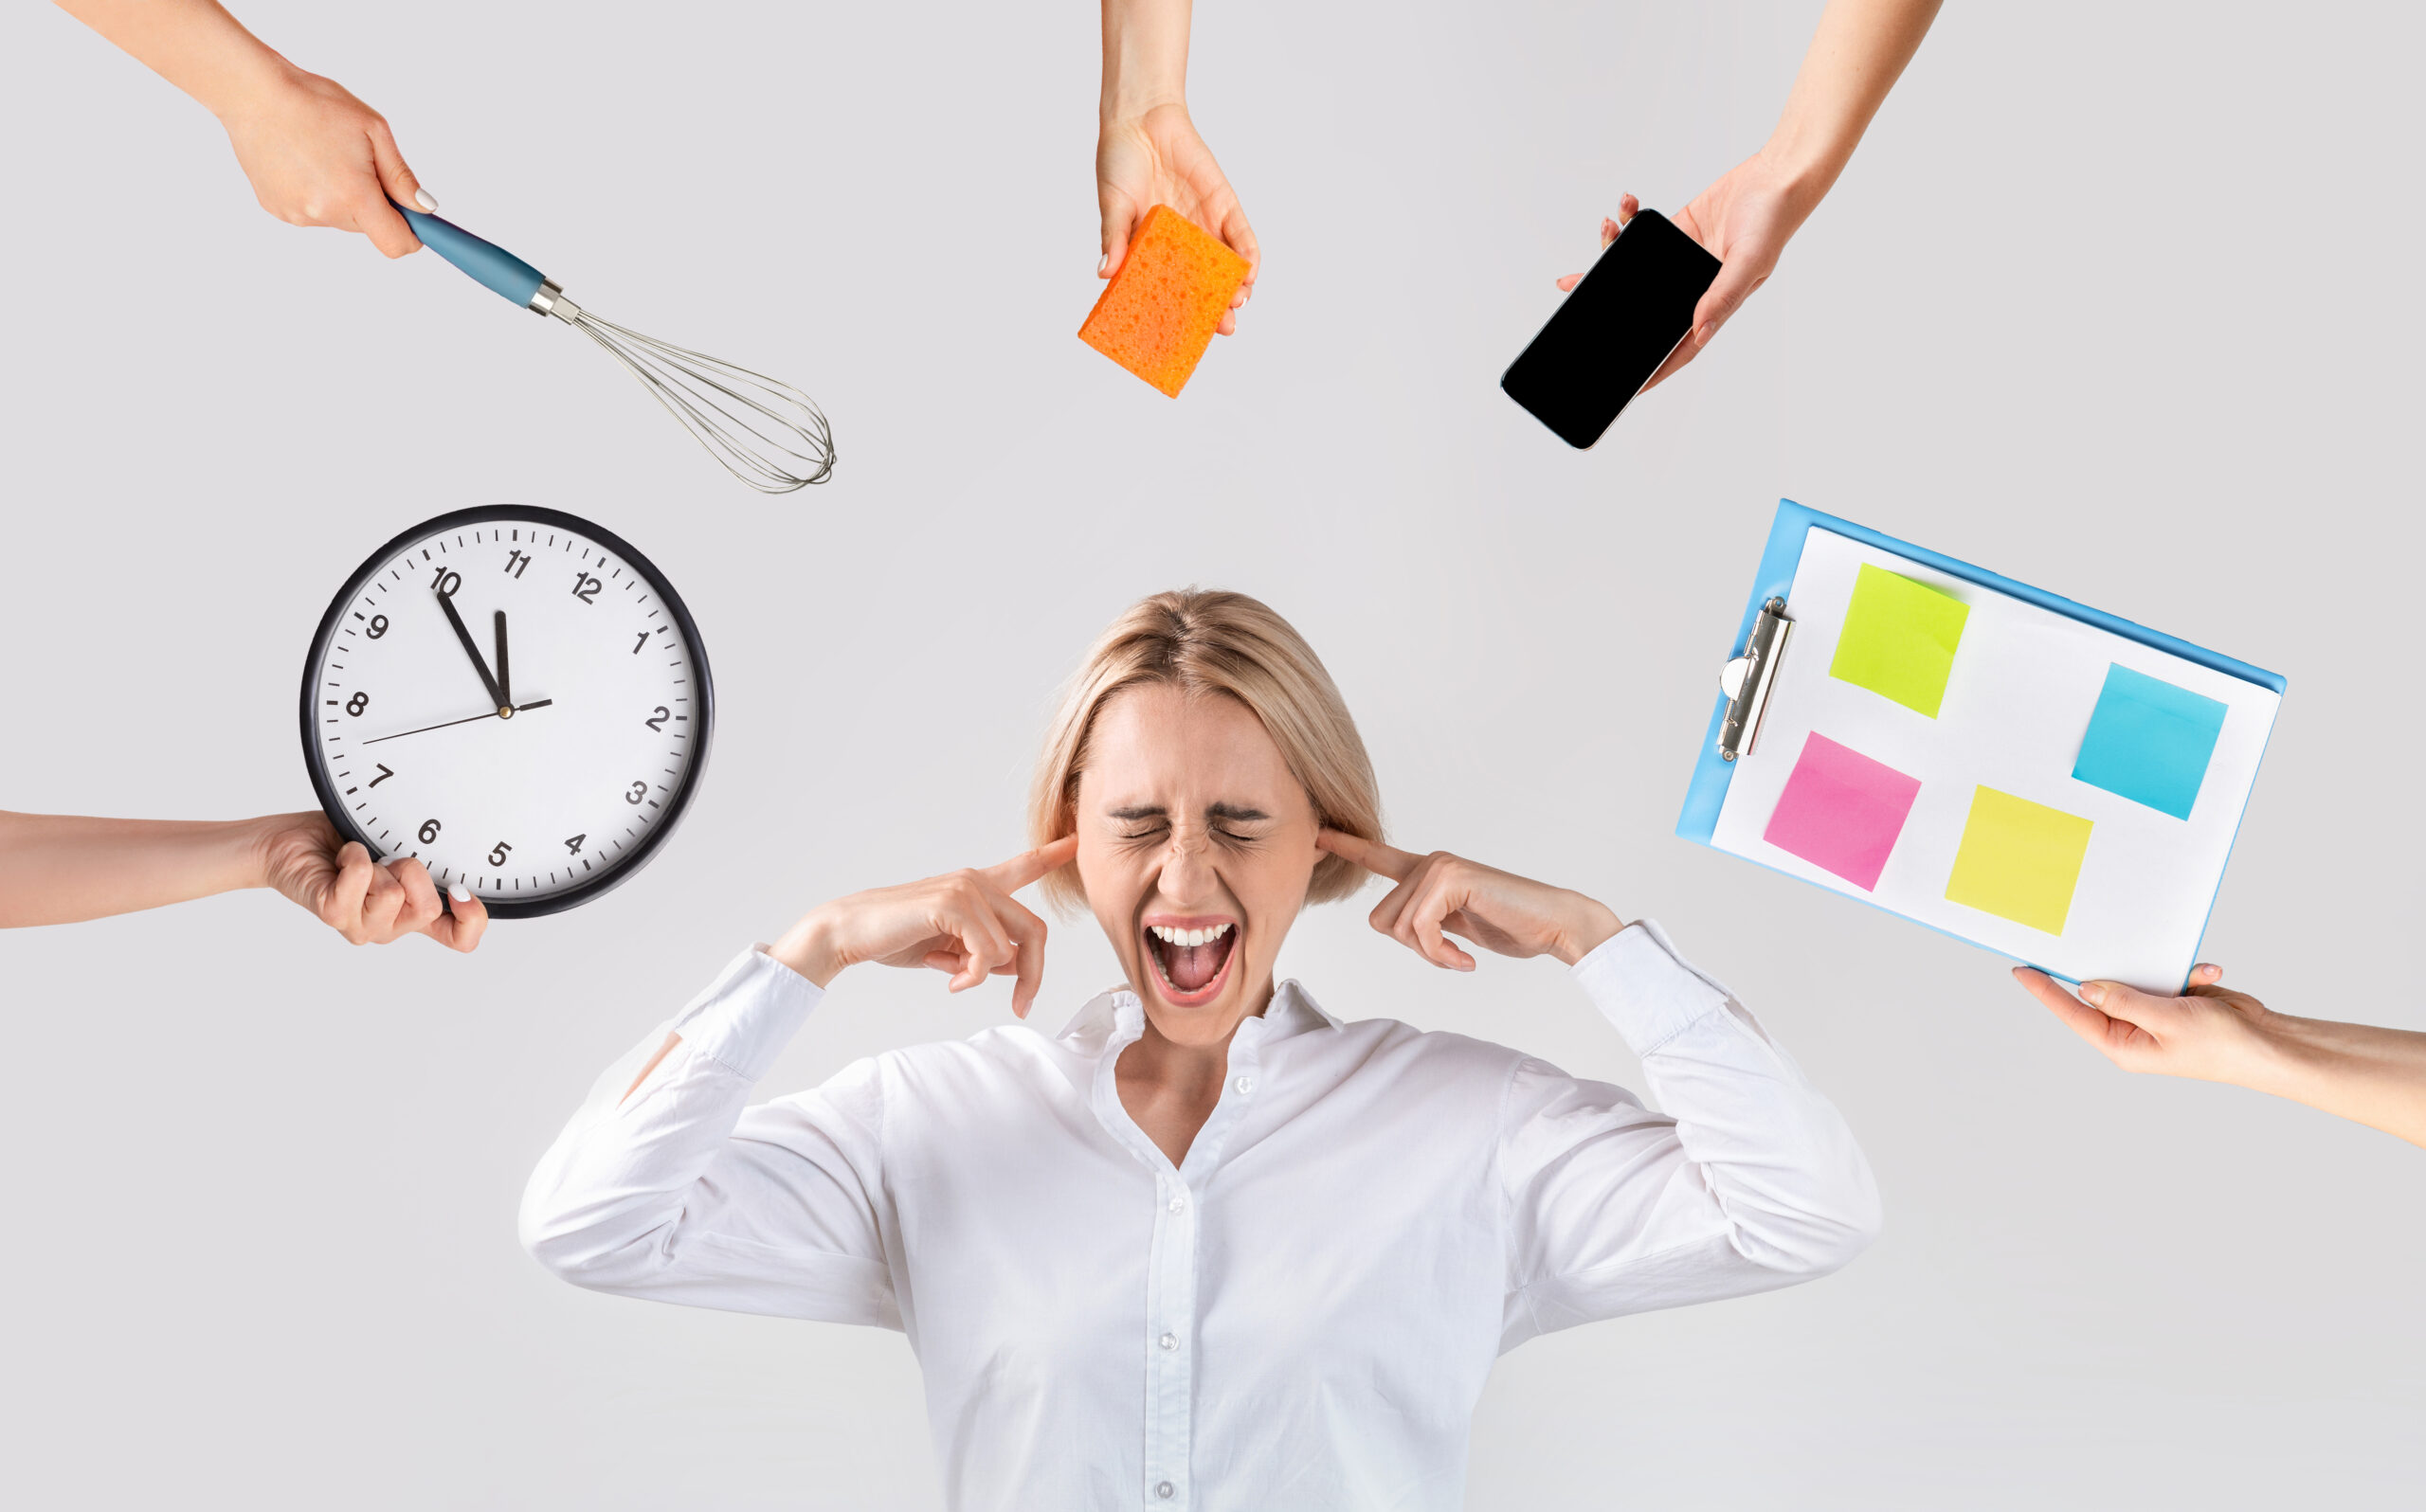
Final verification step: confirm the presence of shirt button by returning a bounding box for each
[1234,1076,1254,1096]
[1156,1482,1175,1499]
[1168,1194,1186,1214]
[1159,1332,1178,1351]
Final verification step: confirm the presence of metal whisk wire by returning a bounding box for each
[563,311,835,494]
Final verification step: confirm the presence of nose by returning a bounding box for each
[1157,824,1220,901]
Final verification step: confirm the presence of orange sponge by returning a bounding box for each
[1077,205,1251,398]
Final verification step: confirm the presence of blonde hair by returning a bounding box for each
[1029,589,1382,909]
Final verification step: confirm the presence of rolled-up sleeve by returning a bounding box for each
[1497,921,1879,1350]
[519,946,901,1329]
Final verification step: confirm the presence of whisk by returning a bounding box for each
[394,202,834,493]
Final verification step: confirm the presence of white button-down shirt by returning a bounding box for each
[522,922,1879,1510]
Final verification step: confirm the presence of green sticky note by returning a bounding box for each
[1944,785,2094,935]
[1829,564,1970,718]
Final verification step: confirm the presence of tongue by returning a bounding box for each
[1165,938,1226,992]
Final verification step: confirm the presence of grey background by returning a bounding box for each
[3,0,2419,1505]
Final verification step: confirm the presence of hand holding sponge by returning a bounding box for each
[1078,206,1252,397]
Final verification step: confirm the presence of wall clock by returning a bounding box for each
[299,505,713,918]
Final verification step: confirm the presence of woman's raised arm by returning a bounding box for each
[1319,834,1880,1341]
[520,842,1074,1315]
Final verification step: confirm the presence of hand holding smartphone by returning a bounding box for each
[1500,210,1722,449]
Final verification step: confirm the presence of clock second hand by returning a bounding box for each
[363,699,554,747]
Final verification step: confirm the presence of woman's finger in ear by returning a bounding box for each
[987,836,1077,894]
[1319,830,1416,882]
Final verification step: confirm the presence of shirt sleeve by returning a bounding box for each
[518,946,901,1329]
[1496,920,1880,1350]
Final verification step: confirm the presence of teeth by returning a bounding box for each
[1150,923,1233,947]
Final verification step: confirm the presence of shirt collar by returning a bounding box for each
[1055,978,1339,1056]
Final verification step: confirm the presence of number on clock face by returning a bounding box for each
[302,512,710,915]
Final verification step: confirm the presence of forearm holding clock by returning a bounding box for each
[0,809,486,949]
[0,811,268,927]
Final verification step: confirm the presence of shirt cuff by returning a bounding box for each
[1569,918,1734,1055]
[665,945,824,1081]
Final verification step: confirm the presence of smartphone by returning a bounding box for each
[1499,209,1723,448]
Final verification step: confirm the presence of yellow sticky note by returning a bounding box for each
[1944,785,2093,935]
[1829,563,1970,718]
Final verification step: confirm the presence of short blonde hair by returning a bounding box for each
[1029,589,1382,909]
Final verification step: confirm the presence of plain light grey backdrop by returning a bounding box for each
[4,1,2419,1505]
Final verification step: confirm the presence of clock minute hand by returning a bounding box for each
[434,589,508,715]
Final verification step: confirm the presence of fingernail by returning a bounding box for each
[1096,253,1110,277]
[2079,982,2106,1005]
[447,884,471,903]
[1696,322,1721,346]
[413,189,439,212]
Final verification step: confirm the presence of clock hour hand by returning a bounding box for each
[494,610,513,710]
[434,589,508,716]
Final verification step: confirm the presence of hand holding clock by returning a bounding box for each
[0,807,486,949]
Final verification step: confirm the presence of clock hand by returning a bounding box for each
[494,610,513,710]
[434,589,509,716]
[362,699,554,747]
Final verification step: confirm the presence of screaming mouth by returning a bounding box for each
[1146,921,1238,1000]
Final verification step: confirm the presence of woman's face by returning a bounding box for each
[1074,684,1322,1047]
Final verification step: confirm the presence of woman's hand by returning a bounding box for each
[55,1,432,257]
[218,64,430,258]
[1317,832,1624,971]
[2014,963,2285,1088]
[1555,166,1813,393]
[2017,964,2426,1147]
[1096,103,1258,334]
[253,811,488,951]
[770,837,1077,1017]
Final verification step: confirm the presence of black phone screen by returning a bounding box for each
[1499,209,1723,449]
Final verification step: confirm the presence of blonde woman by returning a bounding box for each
[522,589,1879,1508]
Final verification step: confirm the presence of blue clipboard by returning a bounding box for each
[1675,499,2287,984]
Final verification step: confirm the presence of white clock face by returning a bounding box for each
[302,509,710,915]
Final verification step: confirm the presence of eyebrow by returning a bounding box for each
[1107,803,1274,823]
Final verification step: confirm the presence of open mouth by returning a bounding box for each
[1143,918,1240,1006]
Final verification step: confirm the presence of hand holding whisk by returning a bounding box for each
[392,201,834,493]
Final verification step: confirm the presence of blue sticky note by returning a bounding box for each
[2072,664,2228,819]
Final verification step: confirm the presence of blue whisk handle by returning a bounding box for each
[393,200,550,309]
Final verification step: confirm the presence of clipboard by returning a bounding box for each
[1676,500,2286,991]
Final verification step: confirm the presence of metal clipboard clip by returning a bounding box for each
[1717,597,1793,763]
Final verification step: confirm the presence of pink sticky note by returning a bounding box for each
[1762,732,1923,892]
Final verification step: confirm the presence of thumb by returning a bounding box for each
[2076,980,2171,1028]
[1685,258,1765,352]
[1099,198,1139,279]
[364,118,429,254]
[1640,257,1765,392]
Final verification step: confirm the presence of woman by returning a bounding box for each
[522,589,1878,1508]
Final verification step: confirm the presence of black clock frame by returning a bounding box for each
[298,504,716,920]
